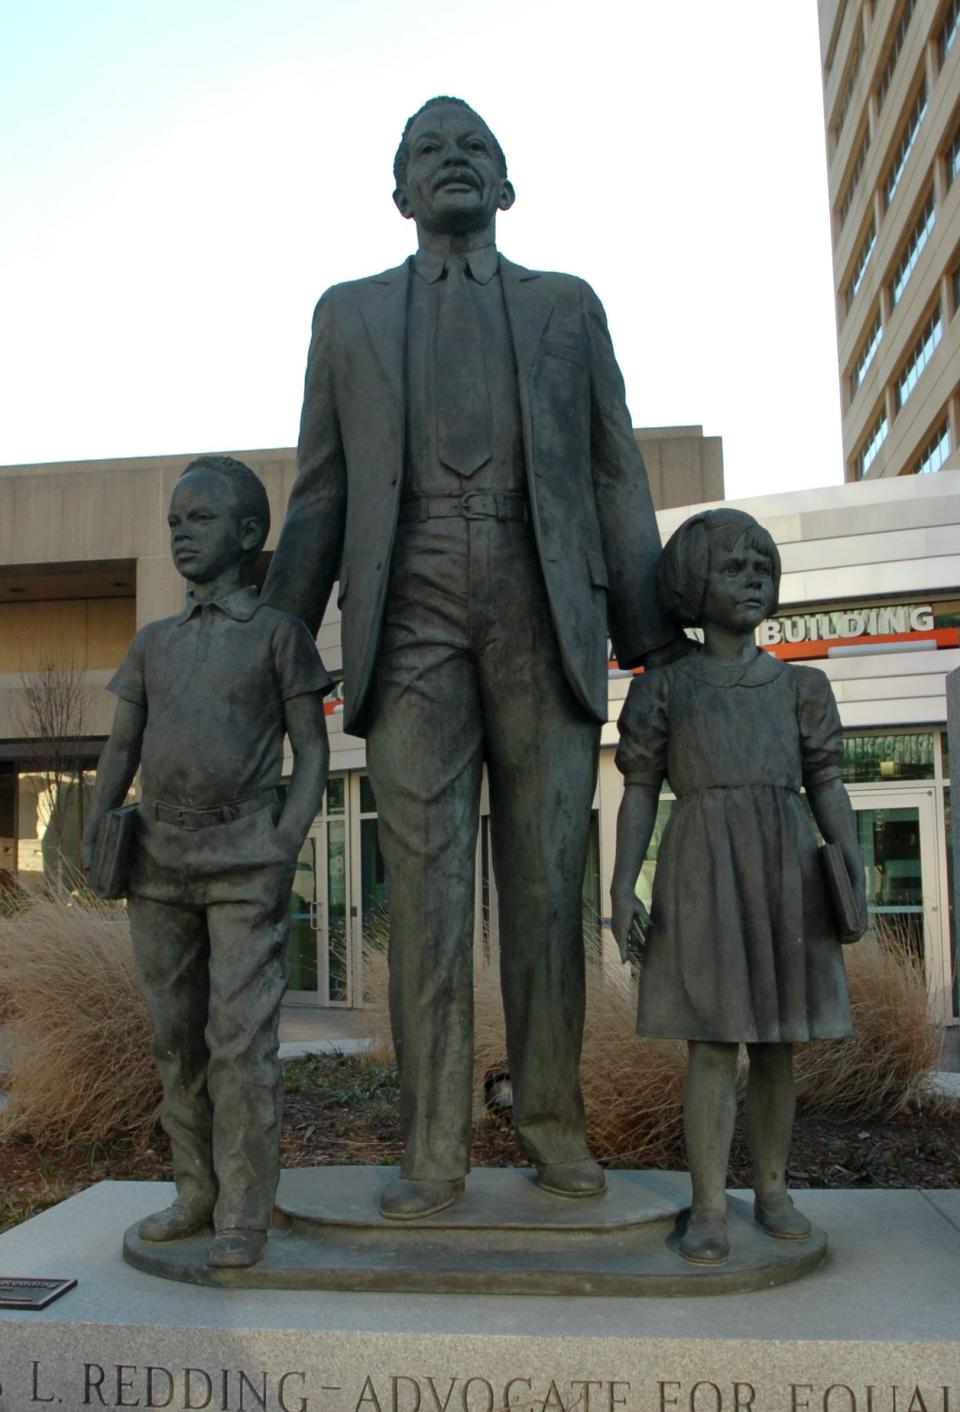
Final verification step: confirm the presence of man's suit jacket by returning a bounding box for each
[263,255,675,737]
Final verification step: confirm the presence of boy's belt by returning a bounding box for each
[150,788,280,831]
[398,491,528,524]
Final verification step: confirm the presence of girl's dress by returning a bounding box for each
[616,648,852,1043]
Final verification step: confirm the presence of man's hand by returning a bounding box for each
[611,889,651,963]
[643,635,695,672]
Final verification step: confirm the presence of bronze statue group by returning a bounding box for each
[84,98,866,1272]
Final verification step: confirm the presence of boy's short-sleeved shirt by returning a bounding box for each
[109,585,333,809]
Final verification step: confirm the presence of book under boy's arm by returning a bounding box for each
[81,698,147,873]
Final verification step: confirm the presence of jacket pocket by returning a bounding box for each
[587,551,609,589]
[540,338,587,367]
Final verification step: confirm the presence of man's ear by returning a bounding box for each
[393,186,415,220]
[240,517,262,553]
[498,180,516,213]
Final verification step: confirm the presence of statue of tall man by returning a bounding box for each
[264,97,678,1217]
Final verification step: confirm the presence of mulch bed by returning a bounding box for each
[2,1053,959,1235]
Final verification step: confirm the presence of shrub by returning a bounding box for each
[0,898,160,1148]
[363,927,939,1167]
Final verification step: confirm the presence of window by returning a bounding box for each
[835,21,865,141]
[953,260,960,315]
[896,306,943,409]
[839,129,871,229]
[877,0,917,110]
[857,409,889,475]
[913,419,951,474]
[889,190,935,306]
[947,120,960,187]
[840,732,934,783]
[885,83,927,206]
[851,311,883,392]
[940,0,960,64]
[847,218,877,307]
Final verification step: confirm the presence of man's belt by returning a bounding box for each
[151,787,281,831]
[398,491,529,525]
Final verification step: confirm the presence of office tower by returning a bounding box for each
[818,0,960,480]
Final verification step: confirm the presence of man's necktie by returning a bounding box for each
[435,256,492,476]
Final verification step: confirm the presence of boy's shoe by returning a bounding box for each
[678,1209,730,1264]
[379,1177,465,1219]
[754,1192,812,1240]
[138,1202,211,1242]
[206,1229,267,1268]
[535,1159,606,1197]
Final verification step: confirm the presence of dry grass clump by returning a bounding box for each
[362,943,687,1166]
[0,897,160,1148]
[363,927,937,1167]
[794,929,937,1119]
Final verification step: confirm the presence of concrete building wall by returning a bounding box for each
[0,427,724,761]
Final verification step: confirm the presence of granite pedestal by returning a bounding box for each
[123,1167,825,1294]
[1,1179,958,1412]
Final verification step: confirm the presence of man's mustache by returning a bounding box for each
[433,169,481,191]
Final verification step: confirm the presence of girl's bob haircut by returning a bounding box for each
[658,508,782,628]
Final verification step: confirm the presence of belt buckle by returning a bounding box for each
[460,490,490,520]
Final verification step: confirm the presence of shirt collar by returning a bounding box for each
[412,245,499,285]
[176,584,260,625]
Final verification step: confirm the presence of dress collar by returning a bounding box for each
[412,245,499,285]
[175,584,260,625]
[675,645,785,689]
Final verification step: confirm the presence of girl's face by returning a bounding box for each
[702,535,776,634]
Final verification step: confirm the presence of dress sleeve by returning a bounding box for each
[272,614,335,701]
[615,669,670,786]
[797,667,843,788]
[107,632,147,706]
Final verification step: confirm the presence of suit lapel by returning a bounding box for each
[357,261,409,409]
[499,257,554,382]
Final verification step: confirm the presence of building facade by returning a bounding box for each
[818,0,960,481]
[0,428,722,998]
[2,446,957,1024]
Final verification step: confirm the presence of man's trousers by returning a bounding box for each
[366,515,600,1181]
[127,805,294,1232]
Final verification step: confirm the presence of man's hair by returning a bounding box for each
[393,95,507,188]
[178,454,271,560]
[658,509,782,627]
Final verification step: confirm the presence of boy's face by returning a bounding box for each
[167,468,259,585]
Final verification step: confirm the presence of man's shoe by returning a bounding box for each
[678,1209,730,1265]
[138,1202,211,1242]
[535,1158,606,1197]
[754,1192,812,1240]
[206,1229,267,1269]
[379,1176,465,1220]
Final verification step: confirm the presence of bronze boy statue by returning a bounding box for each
[83,455,331,1269]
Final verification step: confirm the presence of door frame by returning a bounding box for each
[848,784,950,1024]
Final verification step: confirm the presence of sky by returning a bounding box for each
[0,1,843,499]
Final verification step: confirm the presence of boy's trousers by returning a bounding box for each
[127,801,295,1234]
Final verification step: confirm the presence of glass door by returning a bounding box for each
[850,787,949,1022]
[285,778,353,1007]
[287,825,321,1000]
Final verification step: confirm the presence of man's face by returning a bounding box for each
[394,104,514,236]
[167,469,258,585]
